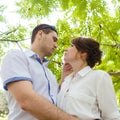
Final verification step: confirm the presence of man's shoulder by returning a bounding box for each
[2,49,26,62]
[8,49,23,54]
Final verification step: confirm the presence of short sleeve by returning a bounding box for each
[1,50,32,90]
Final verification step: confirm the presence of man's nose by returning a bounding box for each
[54,42,58,48]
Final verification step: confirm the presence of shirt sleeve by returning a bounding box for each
[97,72,120,120]
[1,50,32,90]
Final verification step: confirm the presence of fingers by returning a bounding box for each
[63,63,72,71]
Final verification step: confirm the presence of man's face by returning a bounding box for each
[40,31,58,56]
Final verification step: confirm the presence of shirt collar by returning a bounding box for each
[77,66,91,77]
[25,50,49,64]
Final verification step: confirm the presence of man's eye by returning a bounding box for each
[53,37,58,42]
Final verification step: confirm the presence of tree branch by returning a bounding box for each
[50,60,63,66]
[0,28,18,35]
[0,39,120,77]
[108,72,120,77]
[0,39,19,42]
[101,43,120,50]
[0,38,30,42]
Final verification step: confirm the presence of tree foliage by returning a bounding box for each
[0,0,120,115]
[15,0,120,104]
[0,90,8,117]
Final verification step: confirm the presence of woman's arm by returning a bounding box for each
[59,63,73,88]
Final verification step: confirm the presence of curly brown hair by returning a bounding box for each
[72,37,102,68]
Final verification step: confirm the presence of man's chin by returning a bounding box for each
[46,53,53,57]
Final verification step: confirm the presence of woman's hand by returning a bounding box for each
[60,63,73,84]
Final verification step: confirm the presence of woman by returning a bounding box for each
[57,37,120,120]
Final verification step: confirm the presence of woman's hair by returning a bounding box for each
[72,37,102,68]
[31,24,57,44]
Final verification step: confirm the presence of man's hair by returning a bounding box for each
[31,24,57,44]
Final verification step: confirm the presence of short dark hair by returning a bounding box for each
[72,37,102,68]
[31,24,58,44]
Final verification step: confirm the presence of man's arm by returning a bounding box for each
[7,80,79,120]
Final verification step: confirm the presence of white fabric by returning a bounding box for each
[1,49,58,120]
[57,66,120,120]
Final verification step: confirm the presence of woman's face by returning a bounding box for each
[64,45,80,63]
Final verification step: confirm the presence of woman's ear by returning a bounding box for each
[81,52,87,59]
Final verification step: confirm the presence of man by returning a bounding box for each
[1,24,79,120]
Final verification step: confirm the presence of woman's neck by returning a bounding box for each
[72,62,88,75]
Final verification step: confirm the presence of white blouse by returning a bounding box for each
[57,66,120,120]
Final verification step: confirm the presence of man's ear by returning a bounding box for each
[37,30,43,40]
[38,30,43,36]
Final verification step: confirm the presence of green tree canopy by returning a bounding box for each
[15,0,120,105]
[0,1,120,115]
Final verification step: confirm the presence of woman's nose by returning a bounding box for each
[64,48,69,52]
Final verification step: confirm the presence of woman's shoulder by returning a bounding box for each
[92,69,108,75]
[91,69,111,81]
[92,69,111,82]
